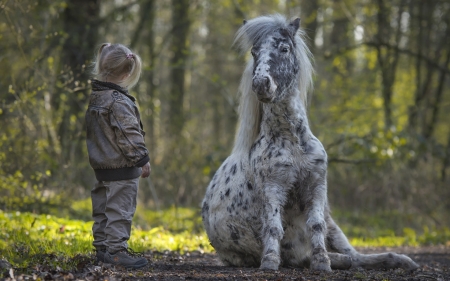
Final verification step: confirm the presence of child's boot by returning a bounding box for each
[95,247,107,263]
[104,248,148,269]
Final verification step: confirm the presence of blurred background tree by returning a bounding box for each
[0,0,449,230]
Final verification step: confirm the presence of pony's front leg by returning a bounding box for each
[260,184,285,270]
[306,183,331,272]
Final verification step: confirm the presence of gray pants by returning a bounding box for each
[91,177,139,252]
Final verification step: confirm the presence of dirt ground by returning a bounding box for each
[4,246,450,280]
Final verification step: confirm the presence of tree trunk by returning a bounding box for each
[375,0,403,131]
[131,0,157,151]
[442,129,450,182]
[330,0,352,74]
[58,0,100,176]
[299,0,319,53]
[409,1,430,133]
[60,0,100,89]
[423,49,450,139]
[168,0,191,137]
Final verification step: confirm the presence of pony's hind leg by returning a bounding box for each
[353,252,419,271]
[323,216,353,269]
[326,216,419,271]
[326,216,358,257]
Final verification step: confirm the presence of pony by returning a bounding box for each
[201,14,419,272]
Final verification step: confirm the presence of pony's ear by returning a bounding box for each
[288,18,301,35]
[243,19,247,25]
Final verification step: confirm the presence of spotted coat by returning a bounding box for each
[202,14,418,272]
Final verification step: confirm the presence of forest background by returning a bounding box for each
[1,0,449,240]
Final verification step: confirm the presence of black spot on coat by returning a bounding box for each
[230,164,237,175]
[312,224,323,233]
[202,202,209,213]
[227,224,240,244]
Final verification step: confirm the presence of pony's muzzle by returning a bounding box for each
[252,76,276,102]
[252,76,270,101]
[252,76,270,91]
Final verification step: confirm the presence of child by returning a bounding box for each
[85,43,151,269]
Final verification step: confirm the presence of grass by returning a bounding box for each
[349,226,450,247]
[0,202,449,272]
[333,209,450,247]
[0,208,213,271]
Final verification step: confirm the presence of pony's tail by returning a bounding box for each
[232,60,262,155]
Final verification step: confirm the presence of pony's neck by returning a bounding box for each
[260,92,310,143]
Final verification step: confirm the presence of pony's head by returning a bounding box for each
[234,14,313,104]
[232,15,314,155]
[249,19,300,103]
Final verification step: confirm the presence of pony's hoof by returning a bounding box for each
[310,253,332,272]
[310,262,332,272]
[260,254,280,270]
[329,253,352,270]
[400,255,420,271]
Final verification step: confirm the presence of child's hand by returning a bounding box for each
[141,162,151,178]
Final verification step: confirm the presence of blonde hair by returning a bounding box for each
[91,43,142,89]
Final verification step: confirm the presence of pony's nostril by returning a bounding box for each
[252,77,271,91]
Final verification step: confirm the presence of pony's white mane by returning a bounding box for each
[232,14,314,155]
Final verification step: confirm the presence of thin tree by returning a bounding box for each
[168,0,191,137]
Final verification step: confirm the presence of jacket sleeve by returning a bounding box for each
[109,98,149,167]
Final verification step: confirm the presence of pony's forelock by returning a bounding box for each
[233,14,288,54]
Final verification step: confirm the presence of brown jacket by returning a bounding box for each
[85,80,149,181]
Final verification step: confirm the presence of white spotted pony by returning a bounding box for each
[201,14,418,272]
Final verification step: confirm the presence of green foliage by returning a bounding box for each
[0,170,66,214]
[0,209,214,270]
[134,205,204,233]
[349,227,450,248]
[334,210,450,247]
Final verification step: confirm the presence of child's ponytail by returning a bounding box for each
[122,52,142,89]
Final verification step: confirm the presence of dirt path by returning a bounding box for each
[141,246,449,280]
[5,246,450,280]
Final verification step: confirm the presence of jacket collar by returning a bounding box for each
[91,79,136,102]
